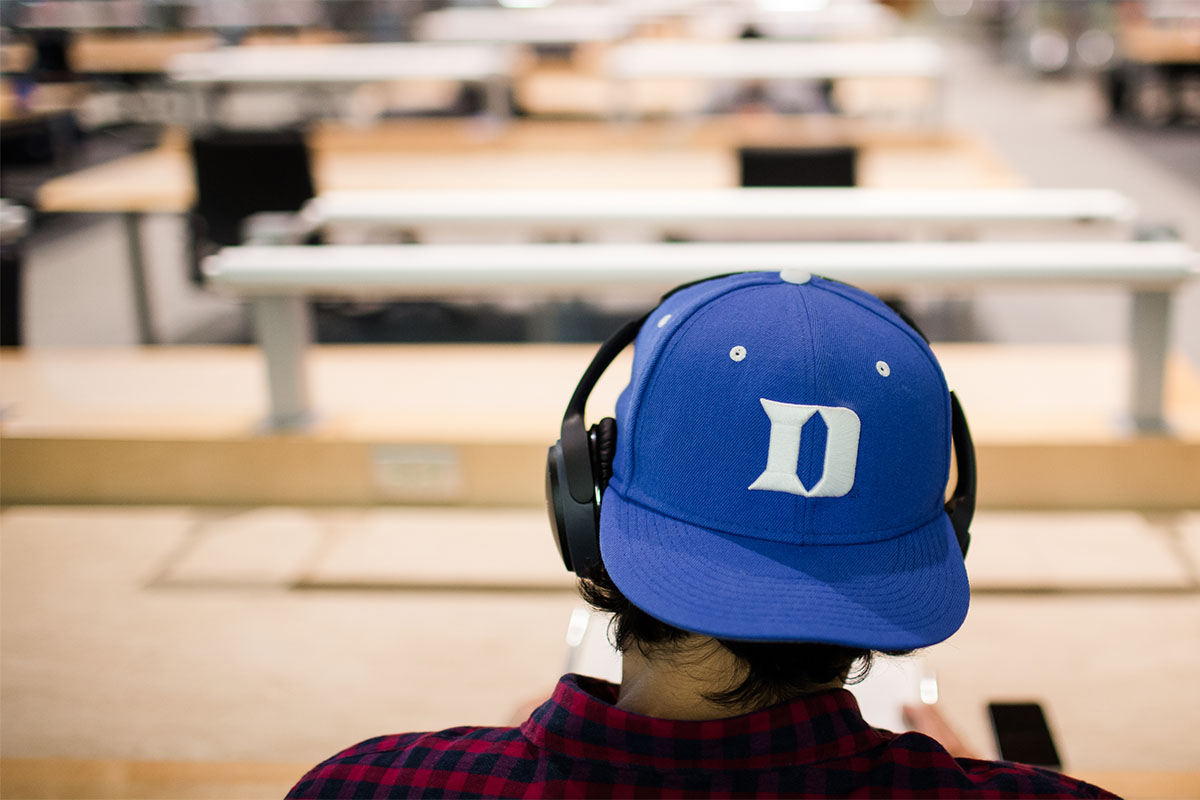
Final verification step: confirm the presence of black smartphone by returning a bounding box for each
[987,702,1062,770]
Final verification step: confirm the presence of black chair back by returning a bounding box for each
[189,129,315,282]
[738,146,857,187]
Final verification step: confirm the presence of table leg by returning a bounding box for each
[252,295,313,430]
[123,212,157,345]
[1129,290,1171,433]
[485,76,511,123]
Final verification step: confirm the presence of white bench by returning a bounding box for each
[168,42,517,120]
[203,240,1198,433]
[302,188,1138,242]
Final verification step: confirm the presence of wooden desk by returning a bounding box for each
[414,6,636,44]
[608,38,945,120]
[0,39,34,74]
[2,31,352,79]
[33,117,1020,344]
[611,38,944,81]
[0,80,85,122]
[69,32,220,75]
[1,344,1198,509]
[0,503,1198,795]
[38,118,1023,214]
[1118,22,1200,65]
[1110,21,1200,124]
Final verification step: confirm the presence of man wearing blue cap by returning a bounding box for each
[290,272,1117,799]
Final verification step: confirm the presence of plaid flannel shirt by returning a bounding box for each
[289,674,1117,799]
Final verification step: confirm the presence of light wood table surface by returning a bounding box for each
[2,343,1197,509]
[32,116,1019,345]
[37,117,1021,214]
[0,503,1197,798]
[1118,22,1200,65]
[69,32,220,74]
[2,29,354,78]
[0,80,85,123]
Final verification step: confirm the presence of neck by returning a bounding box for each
[615,636,843,721]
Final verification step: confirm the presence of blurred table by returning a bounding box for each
[34,117,1020,344]
[1,343,1197,508]
[1110,22,1200,125]
[0,199,31,346]
[38,117,1021,214]
[414,5,636,44]
[167,42,517,123]
[608,38,945,119]
[69,32,220,75]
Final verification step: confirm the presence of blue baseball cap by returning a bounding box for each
[598,271,970,650]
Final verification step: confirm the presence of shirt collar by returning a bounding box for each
[519,673,886,770]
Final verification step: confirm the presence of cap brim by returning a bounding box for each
[599,489,970,651]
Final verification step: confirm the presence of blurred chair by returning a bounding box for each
[188,128,316,284]
[738,146,858,187]
[0,200,31,346]
[30,29,74,82]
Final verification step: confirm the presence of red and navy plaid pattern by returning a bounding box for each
[288,674,1116,799]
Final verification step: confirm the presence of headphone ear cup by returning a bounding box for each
[546,441,602,577]
[591,417,618,496]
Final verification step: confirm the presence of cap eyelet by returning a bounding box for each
[657,314,672,328]
[876,360,891,377]
[730,346,747,362]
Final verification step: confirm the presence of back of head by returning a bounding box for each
[548,271,975,703]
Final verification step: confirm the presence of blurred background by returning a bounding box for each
[1,0,1198,797]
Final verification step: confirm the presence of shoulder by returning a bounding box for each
[286,725,534,799]
[880,731,1119,798]
[954,756,1120,798]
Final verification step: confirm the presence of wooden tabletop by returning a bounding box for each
[1119,22,1200,65]
[2,343,1197,509]
[0,506,1197,795]
[0,80,86,123]
[608,38,944,80]
[69,32,220,74]
[35,117,1021,214]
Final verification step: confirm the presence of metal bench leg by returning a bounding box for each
[252,295,313,430]
[123,212,157,345]
[1130,290,1171,433]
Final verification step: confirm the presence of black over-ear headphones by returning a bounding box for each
[544,276,977,581]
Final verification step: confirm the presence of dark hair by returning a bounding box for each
[579,565,912,711]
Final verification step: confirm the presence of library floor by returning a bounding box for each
[3,31,1200,800]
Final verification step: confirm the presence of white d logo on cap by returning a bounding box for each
[748,399,861,498]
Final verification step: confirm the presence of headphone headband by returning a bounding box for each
[560,315,646,505]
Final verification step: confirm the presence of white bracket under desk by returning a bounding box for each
[302,188,1138,243]
[203,240,1199,433]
